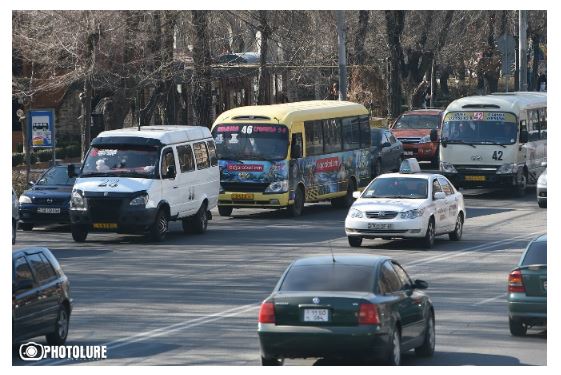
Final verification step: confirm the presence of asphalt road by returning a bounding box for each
[13,188,547,366]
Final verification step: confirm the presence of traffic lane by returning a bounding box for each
[13,196,545,365]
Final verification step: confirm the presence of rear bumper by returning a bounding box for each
[508,294,547,320]
[258,324,390,360]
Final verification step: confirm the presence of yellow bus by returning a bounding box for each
[211,100,375,217]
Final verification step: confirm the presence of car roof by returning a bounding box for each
[291,255,391,268]
[375,172,444,180]
[12,247,50,257]
[95,125,212,146]
[400,109,443,116]
[533,234,547,243]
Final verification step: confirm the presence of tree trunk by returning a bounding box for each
[80,76,92,159]
[530,34,540,91]
[191,10,213,127]
[257,10,271,105]
[354,10,369,65]
[385,10,405,117]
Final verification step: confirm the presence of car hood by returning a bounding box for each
[73,177,154,194]
[391,129,437,138]
[351,198,425,212]
[23,185,73,199]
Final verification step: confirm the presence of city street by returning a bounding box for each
[13,189,546,366]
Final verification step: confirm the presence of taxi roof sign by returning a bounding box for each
[399,158,422,174]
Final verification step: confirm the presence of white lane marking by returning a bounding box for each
[33,303,259,366]
[473,293,507,306]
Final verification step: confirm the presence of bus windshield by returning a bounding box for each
[81,145,160,178]
[441,112,518,145]
[212,124,289,161]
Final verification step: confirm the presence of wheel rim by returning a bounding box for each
[456,216,463,237]
[58,309,68,338]
[428,221,435,245]
[392,331,401,365]
[158,214,168,235]
[428,317,435,350]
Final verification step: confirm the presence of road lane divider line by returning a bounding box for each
[473,293,507,306]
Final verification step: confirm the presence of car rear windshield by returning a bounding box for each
[521,241,547,266]
[280,264,374,292]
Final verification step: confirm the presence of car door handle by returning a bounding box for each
[173,186,179,189]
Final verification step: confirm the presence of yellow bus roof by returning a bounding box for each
[212,100,368,127]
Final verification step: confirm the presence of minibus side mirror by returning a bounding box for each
[68,164,77,178]
[165,165,176,179]
[519,130,529,144]
[430,129,438,142]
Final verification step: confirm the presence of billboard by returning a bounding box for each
[29,109,55,148]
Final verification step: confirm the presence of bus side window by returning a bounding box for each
[305,120,323,156]
[291,133,303,159]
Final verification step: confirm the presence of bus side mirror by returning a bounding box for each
[430,129,438,142]
[291,135,303,159]
[519,130,529,144]
[68,164,77,178]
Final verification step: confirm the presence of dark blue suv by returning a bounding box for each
[18,164,80,231]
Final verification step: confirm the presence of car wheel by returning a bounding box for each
[46,305,70,345]
[149,208,169,242]
[189,202,208,235]
[218,206,233,217]
[348,236,363,247]
[385,327,401,366]
[71,225,88,243]
[331,179,356,209]
[538,199,546,208]
[422,218,435,249]
[509,317,527,336]
[415,313,435,357]
[12,220,16,245]
[448,213,464,241]
[20,223,34,231]
[261,356,284,366]
[287,186,304,217]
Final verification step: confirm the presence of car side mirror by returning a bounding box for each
[67,164,77,178]
[15,279,34,292]
[541,161,547,167]
[413,279,428,290]
[28,181,35,188]
[430,129,438,142]
[352,191,361,199]
[165,165,176,179]
[382,142,391,148]
[433,191,446,200]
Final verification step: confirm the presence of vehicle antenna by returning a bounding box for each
[273,117,280,124]
[329,239,336,263]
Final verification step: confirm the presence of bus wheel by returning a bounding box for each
[287,186,304,217]
[331,179,356,209]
[218,206,233,217]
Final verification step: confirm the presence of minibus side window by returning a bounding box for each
[206,140,218,167]
[161,148,176,179]
[193,142,210,170]
[177,144,195,173]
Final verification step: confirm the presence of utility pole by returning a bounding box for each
[519,10,528,91]
[336,10,348,101]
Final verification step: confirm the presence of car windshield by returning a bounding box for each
[394,114,440,130]
[442,112,517,145]
[521,241,547,266]
[81,145,160,178]
[36,166,76,186]
[280,264,374,292]
[362,177,428,199]
[212,124,289,161]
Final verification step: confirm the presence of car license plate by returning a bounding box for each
[465,175,486,182]
[93,223,118,230]
[303,309,329,322]
[404,151,414,156]
[368,223,392,230]
[37,207,61,214]
[231,193,254,200]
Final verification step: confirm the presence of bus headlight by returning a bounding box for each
[400,208,424,219]
[496,163,517,174]
[70,190,87,210]
[265,180,289,194]
[440,162,457,173]
[348,208,364,218]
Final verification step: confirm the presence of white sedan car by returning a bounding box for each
[345,159,465,248]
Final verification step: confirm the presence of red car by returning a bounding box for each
[390,109,443,167]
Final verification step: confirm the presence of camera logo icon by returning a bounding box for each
[19,342,44,361]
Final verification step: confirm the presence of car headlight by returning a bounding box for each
[18,195,32,204]
[264,180,289,194]
[496,163,517,175]
[70,190,87,210]
[348,208,364,218]
[419,135,431,144]
[440,161,457,173]
[130,194,149,206]
[400,208,424,219]
[537,174,547,188]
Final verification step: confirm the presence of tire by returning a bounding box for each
[218,206,233,217]
[46,305,70,345]
[331,179,356,209]
[189,202,208,235]
[261,356,284,366]
[385,327,401,366]
[20,223,34,231]
[149,208,169,242]
[71,225,88,243]
[509,317,527,337]
[348,236,363,247]
[448,213,464,241]
[422,218,436,249]
[514,171,527,198]
[538,199,547,208]
[287,186,304,217]
[415,313,435,357]
[12,220,16,245]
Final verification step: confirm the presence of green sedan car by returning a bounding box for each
[257,255,435,365]
[507,234,547,336]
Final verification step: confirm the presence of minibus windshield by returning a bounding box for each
[441,112,517,145]
[81,145,160,178]
[212,124,289,161]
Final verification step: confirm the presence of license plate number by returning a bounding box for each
[231,193,254,200]
[404,151,414,156]
[368,223,392,230]
[37,207,61,214]
[465,175,486,182]
[303,309,329,322]
[93,223,118,229]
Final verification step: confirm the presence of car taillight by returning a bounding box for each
[508,269,525,293]
[358,303,380,325]
[258,302,275,324]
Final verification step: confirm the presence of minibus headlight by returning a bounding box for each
[440,162,457,173]
[130,194,149,207]
[496,163,517,175]
[70,190,87,210]
[265,180,289,194]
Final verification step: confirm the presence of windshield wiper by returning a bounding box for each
[444,139,477,148]
[480,140,507,148]
[80,172,115,177]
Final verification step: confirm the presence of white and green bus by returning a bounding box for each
[439,92,546,195]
